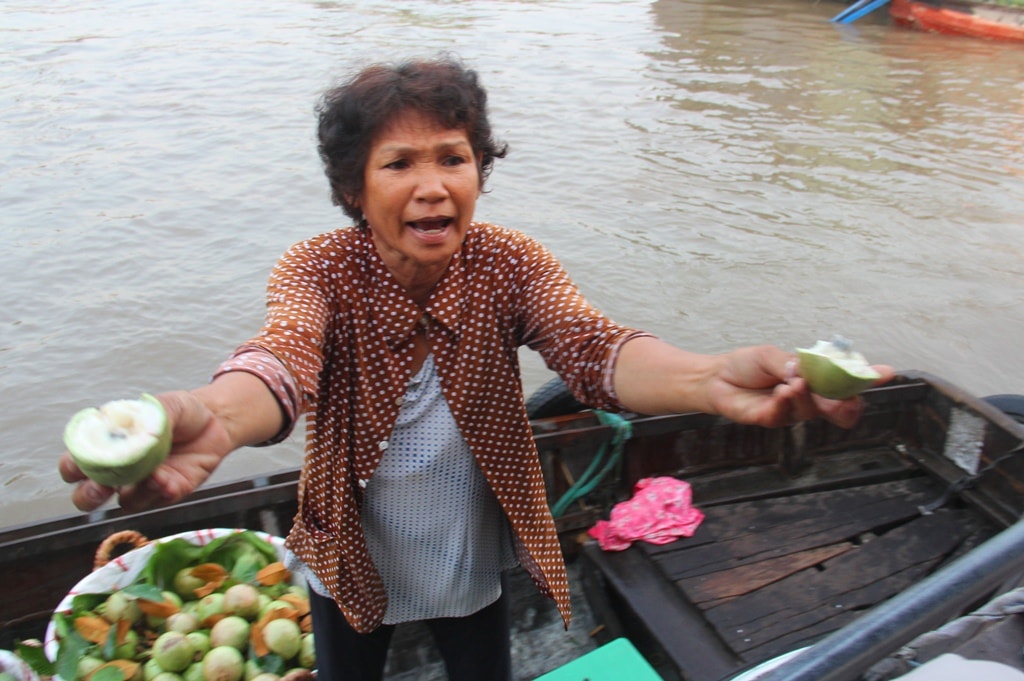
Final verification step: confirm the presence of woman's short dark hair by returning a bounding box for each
[316,55,509,223]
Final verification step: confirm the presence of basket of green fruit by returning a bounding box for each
[33,528,315,681]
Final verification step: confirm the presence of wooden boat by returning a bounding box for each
[536,371,1024,680]
[2,371,1023,680]
[890,0,1024,41]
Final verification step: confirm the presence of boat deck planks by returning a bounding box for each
[692,507,992,660]
[584,485,1001,678]
[581,450,1009,680]
[648,477,943,581]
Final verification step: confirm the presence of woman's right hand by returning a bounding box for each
[60,371,284,513]
[58,390,233,512]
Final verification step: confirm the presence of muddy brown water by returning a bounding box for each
[3,0,1023,535]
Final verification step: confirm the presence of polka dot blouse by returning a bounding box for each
[215,221,648,634]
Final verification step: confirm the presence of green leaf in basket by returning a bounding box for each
[52,611,71,640]
[204,533,278,581]
[140,539,206,590]
[121,582,166,603]
[253,652,288,677]
[92,666,126,681]
[15,640,56,676]
[138,531,278,591]
[101,622,119,663]
[56,630,91,681]
[227,545,268,584]
[69,592,108,616]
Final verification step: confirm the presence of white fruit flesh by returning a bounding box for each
[69,399,164,464]
[64,393,170,486]
[804,339,880,379]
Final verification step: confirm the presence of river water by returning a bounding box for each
[3,0,1023,526]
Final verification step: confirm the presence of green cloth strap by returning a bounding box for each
[550,410,632,518]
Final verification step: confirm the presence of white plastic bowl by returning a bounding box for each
[0,649,38,681]
[44,528,288,674]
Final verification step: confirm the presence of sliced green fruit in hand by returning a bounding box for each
[63,393,171,487]
[797,337,881,400]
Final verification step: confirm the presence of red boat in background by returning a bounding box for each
[890,0,1024,40]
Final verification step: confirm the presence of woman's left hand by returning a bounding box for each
[708,345,894,429]
[613,338,894,428]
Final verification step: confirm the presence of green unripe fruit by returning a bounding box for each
[243,659,262,681]
[257,600,291,619]
[210,615,250,650]
[202,646,244,681]
[183,663,205,681]
[262,618,301,660]
[222,584,261,620]
[197,593,226,622]
[109,628,140,660]
[166,611,201,634]
[144,658,165,681]
[79,655,106,680]
[298,634,315,669]
[152,631,197,673]
[797,337,881,400]
[146,591,184,628]
[186,631,211,658]
[174,568,206,601]
[104,590,144,624]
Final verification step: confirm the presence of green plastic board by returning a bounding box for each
[535,638,662,680]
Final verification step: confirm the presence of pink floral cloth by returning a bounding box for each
[588,477,705,551]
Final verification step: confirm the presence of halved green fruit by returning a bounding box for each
[63,393,171,487]
[797,338,881,400]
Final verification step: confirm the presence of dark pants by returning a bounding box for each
[309,586,513,681]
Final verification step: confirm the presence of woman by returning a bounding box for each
[60,56,892,681]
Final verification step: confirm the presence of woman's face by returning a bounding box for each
[357,109,481,291]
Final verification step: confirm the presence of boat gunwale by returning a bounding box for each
[5,371,1024,555]
[3,371,1023,662]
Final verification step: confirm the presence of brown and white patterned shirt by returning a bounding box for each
[214,221,648,633]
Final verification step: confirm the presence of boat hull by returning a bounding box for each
[3,372,1023,680]
[890,0,1024,40]
[563,373,1024,680]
